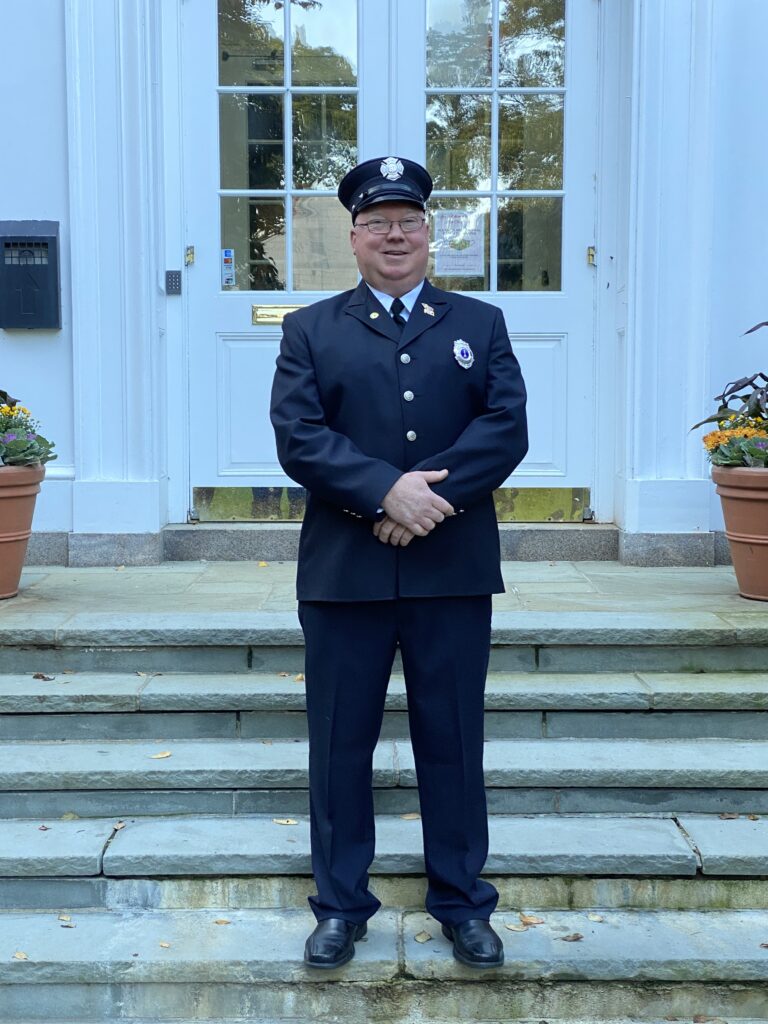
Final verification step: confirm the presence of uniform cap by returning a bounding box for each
[338,156,433,220]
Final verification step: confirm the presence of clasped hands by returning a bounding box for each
[373,469,454,547]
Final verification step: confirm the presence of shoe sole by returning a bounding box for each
[304,921,367,969]
[441,923,505,969]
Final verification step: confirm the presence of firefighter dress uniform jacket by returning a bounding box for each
[270,278,528,602]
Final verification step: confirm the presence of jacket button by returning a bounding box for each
[400,353,411,364]
[403,390,414,401]
[406,430,417,441]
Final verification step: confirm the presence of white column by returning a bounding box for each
[616,0,716,535]
[65,0,166,533]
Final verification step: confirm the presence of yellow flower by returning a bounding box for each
[703,426,764,451]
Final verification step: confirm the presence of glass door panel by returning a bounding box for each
[426,0,565,292]
[217,0,358,294]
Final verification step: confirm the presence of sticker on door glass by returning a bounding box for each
[434,211,484,277]
[221,248,235,288]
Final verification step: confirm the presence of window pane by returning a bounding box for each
[292,0,357,86]
[499,0,565,88]
[426,0,491,87]
[293,197,357,291]
[292,94,357,190]
[221,197,286,291]
[498,94,563,190]
[428,197,491,292]
[219,94,284,190]
[427,95,491,191]
[498,197,561,291]
[218,0,284,87]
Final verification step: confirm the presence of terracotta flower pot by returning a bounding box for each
[0,463,45,600]
[712,465,768,601]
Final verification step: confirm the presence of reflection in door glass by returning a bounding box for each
[293,197,357,292]
[426,0,492,88]
[427,95,492,191]
[219,94,284,190]
[499,0,565,88]
[218,0,284,86]
[293,94,357,190]
[220,197,286,291]
[498,94,563,190]
[292,0,357,86]
[497,198,561,291]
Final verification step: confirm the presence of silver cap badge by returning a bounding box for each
[453,339,474,369]
[380,157,404,181]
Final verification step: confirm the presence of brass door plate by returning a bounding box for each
[252,304,305,325]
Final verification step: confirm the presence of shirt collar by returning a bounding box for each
[365,280,425,317]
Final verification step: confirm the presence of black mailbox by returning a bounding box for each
[0,221,61,329]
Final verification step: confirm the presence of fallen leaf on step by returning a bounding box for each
[561,932,583,942]
[294,673,305,682]
[504,923,528,932]
[12,952,28,960]
[115,565,125,571]
[136,671,148,677]
[519,913,545,926]
[38,825,50,831]
[261,739,273,745]
[748,814,760,820]
[272,818,298,826]
[58,914,71,922]
[159,941,171,948]
[60,923,76,929]
[62,669,76,674]
[719,812,739,819]
[587,913,604,922]
[214,919,231,925]
[258,561,269,567]
[149,751,172,759]
[32,673,55,681]
[278,672,290,677]
[400,812,421,820]
[61,812,79,821]
[114,821,126,830]
[414,931,432,943]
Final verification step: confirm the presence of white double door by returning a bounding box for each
[181,0,598,508]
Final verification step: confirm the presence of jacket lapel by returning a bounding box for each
[343,280,401,343]
[397,280,452,351]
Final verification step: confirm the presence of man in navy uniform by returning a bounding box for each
[270,156,528,969]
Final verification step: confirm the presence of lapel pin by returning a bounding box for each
[453,339,474,369]
[422,303,435,317]
[369,312,380,319]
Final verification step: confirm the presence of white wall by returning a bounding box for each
[607,0,768,536]
[0,2,74,530]
[706,0,768,529]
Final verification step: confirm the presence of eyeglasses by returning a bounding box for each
[354,215,426,235]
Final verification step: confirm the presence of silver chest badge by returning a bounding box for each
[453,339,474,369]
[380,157,404,181]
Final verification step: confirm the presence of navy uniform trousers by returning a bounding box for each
[299,594,498,926]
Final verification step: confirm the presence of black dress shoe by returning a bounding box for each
[441,919,504,968]
[304,918,367,969]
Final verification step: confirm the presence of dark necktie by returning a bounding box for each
[390,297,407,331]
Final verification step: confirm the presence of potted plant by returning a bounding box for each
[0,389,56,600]
[691,322,768,601]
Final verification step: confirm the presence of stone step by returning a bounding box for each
[1,908,768,1022]
[2,612,767,676]
[0,737,766,794]
[0,814,707,879]
[0,672,766,741]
